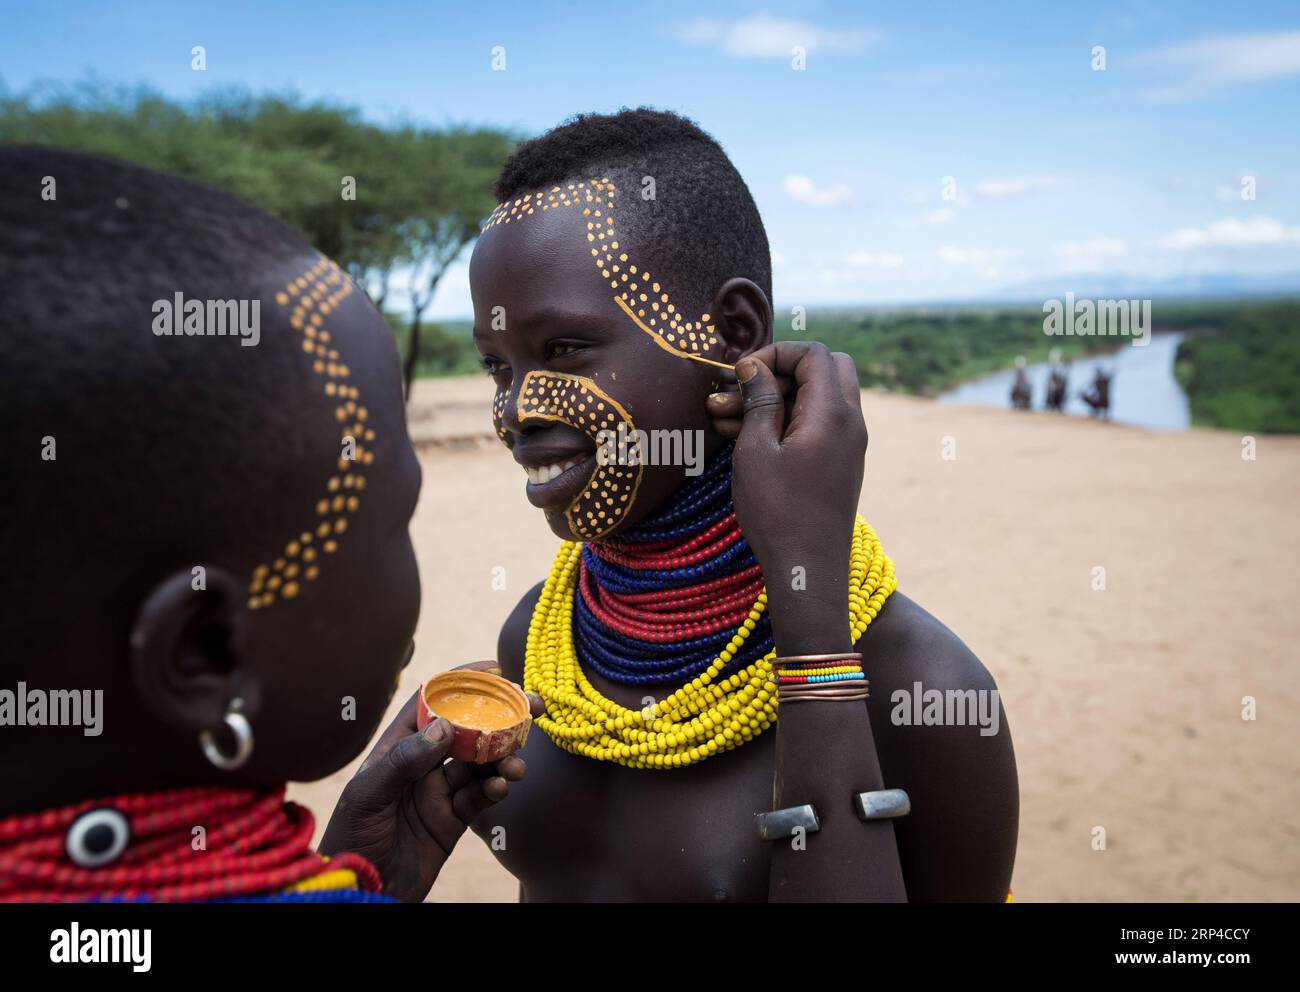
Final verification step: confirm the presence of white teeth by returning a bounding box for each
[524,457,585,485]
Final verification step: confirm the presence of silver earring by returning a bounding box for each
[200,697,253,771]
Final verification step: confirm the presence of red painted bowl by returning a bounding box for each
[416,669,531,764]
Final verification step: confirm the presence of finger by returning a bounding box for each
[706,377,793,419]
[357,719,455,797]
[734,358,786,445]
[831,352,867,433]
[495,755,526,781]
[712,418,744,440]
[705,389,743,418]
[452,777,510,824]
[525,691,544,719]
[441,748,526,792]
[452,659,502,676]
[748,342,839,438]
[358,690,422,773]
[831,352,862,408]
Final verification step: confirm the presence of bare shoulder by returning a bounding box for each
[858,591,1019,901]
[859,591,1000,693]
[497,580,545,684]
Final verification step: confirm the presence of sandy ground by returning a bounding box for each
[290,376,1300,902]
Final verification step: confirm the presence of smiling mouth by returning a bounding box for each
[522,452,597,510]
[523,455,586,485]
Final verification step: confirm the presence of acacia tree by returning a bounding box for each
[1,86,515,398]
[397,127,510,398]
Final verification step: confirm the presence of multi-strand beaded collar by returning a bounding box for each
[575,446,773,685]
[0,787,391,902]
[524,444,898,769]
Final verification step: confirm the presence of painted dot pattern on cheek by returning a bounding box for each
[516,370,643,541]
[247,257,373,610]
[481,180,732,370]
[491,388,509,444]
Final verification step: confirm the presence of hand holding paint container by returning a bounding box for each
[416,669,532,763]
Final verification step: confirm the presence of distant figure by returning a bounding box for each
[1081,367,1112,419]
[1010,355,1032,410]
[1045,358,1069,413]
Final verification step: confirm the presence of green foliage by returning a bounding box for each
[1175,301,1300,433]
[784,307,1096,395]
[782,299,1300,434]
[0,82,516,392]
[383,314,481,377]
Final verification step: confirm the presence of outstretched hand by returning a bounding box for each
[319,659,542,902]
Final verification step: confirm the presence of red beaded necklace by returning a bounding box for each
[571,446,775,685]
[0,786,382,902]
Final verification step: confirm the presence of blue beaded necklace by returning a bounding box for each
[574,444,775,686]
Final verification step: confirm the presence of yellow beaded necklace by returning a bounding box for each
[524,514,897,769]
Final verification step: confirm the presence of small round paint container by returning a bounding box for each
[416,669,531,763]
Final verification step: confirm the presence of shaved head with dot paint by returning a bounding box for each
[1,147,424,808]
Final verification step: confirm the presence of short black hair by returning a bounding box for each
[0,146,364,630]
[0,145,308,319]
[494,108,772,313]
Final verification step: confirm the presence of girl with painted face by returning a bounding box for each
[470,109,1018,902]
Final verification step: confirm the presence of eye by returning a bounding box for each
[479,355,511,380]
[545,340,588,362]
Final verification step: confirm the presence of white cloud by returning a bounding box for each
[783,174,853,208]
[771,251,786,268]
[846,251,904,269]
[938,246,1003,265]
[1136,30,1300,101]
[1056,238,1127,257]
[1215,177,1258,202]
[924,207,954,224]
[678,13,881,58]
[937,246,1013,279]
[1159,216,1300,250]
[974,175,1061,198]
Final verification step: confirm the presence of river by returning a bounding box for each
[937,331,1190,431]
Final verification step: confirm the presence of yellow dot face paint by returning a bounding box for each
[492,388,509,444]
[508,370,643,540]
[247,256,368,611]
[481,179,730,370]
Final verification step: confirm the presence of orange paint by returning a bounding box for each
[426,688,519,730]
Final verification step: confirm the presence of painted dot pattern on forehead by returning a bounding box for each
[248,257,373,611]
[481,180,731,370]
[516,370,643,541]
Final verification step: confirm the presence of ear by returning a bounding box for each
[128,565,260,734]
[709,277,773,366]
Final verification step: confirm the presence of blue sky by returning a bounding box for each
[4,0,1299,316]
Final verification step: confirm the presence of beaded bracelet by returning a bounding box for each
[774,653,867,702]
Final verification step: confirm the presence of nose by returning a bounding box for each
[493,372,533,446]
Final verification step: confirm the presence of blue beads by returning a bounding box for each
[611,444,736,543]
[575,445,775,687]
[581,533,757,592]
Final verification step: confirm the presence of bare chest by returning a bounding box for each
[471,723,779,902]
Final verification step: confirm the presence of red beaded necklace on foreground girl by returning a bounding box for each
[0,787,390,902]
[524,444,898,769]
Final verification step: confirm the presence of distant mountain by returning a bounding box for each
[984,271,1300,303]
